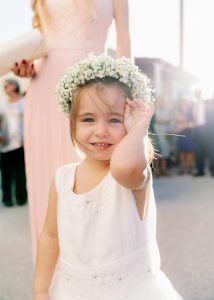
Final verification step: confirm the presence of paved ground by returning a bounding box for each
[0,174,214,300]
[154,175,214,300]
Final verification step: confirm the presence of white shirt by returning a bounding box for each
[0,97,25,153]
[193,100,206,127]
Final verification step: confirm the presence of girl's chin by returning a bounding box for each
[93,154,111,160]
[76,144,114,161]
[85,153,112,162]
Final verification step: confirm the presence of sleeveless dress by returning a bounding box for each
[24,0,114,260]
[49,163,183,300]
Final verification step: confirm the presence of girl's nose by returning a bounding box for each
[95,122,109,137]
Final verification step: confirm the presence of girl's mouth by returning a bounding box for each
[91,143,113,151]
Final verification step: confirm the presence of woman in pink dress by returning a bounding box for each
[13,0,130,262]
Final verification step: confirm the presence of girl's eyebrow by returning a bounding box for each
[107,112,123,118]
[78,112,95,117]
[78,112,123,118]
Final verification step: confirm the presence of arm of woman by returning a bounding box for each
[113,0,131,58]
[33,179,59,300]
[12,1,47,78]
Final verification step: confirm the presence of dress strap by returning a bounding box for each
[54,163,78,194]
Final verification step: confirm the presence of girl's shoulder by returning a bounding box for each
[56,162,78,173]
[55,163,78,191]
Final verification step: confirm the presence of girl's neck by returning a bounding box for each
[81,158,110,174]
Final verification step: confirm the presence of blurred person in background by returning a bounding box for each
[0,79,27,207]
[176,97,194,175]
[192,90,207,176]
[12,0,131,261]
[205,97,214,176]
[0,114,8,149]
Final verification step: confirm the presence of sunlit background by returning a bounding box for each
[0,0,214,97]
[0,3,214,300]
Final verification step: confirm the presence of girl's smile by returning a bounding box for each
[74,85,127,161]
[91,142,113,151]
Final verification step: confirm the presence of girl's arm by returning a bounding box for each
[113,0,131,58]
[110,100,155,218]
[33,179,59,300]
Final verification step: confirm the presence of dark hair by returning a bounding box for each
[5,79,20,94]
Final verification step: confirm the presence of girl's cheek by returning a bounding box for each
[77,126,93,142]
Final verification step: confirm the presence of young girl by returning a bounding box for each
[33,55,183,300]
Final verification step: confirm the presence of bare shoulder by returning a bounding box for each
[46,178,58,212]
[42,178,58,238]
[113,0,128,8]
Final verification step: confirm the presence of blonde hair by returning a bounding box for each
[32,0,47,29]
[69,79,155,163]
[32,0,94,30]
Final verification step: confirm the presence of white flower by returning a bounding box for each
[55,54,154,117]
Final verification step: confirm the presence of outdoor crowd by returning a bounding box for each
[151,90,214,177]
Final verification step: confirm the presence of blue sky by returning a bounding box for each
[0,0,214,96]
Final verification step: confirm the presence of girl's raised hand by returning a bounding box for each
[12,60,36,78]
[124,98,155,133]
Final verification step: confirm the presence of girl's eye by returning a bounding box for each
[82,118,94,123]
[110,118,121,123]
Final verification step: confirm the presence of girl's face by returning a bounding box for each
[74,84,127,162]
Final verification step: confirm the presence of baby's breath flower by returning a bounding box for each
[55,54,153,117]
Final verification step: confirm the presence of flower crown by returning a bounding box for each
[56,54,154,117]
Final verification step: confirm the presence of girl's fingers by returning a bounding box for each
[124,103,131,114]
[126,100,141,111]
[127,98,147,108]
[126,98,133,105]
[126,99,155,117]
[146,103,155,122]
[147,101,155,114]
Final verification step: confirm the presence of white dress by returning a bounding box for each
[49,163,183,300]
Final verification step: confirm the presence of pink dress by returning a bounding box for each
[24,0,114,261]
